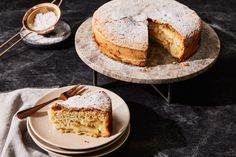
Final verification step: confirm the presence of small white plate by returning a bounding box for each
[20,20,71,47]
[28,85,130,150]
[27,121,130,156]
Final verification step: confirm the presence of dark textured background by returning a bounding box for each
[0,0,236,156]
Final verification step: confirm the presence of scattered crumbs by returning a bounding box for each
[180,62,190,67]
[140,66,151,72]
[172,61,177,64]
[84,140,90,143]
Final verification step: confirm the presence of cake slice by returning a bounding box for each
[48,91,112,137]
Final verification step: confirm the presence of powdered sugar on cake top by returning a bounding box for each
[92,0,201,50]
[59,91,111,112]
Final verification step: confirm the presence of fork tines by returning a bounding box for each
[67,84,88,97]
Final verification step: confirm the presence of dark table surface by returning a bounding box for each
[0,0,236,156]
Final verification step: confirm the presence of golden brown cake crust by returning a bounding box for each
[180,21,203,61]
[93,27,147,66]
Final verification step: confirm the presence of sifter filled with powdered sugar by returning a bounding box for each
[0,0,63,57]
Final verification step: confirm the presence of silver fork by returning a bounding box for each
[17,85,87,119]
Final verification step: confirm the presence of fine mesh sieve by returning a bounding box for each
[0,0,62,57]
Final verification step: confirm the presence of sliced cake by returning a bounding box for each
[48,91,112,137]
[92,0,202,66]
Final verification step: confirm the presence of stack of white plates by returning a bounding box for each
[27,85,130,157]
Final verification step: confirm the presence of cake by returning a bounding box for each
[92,0,202,66]
[48,91,112,137]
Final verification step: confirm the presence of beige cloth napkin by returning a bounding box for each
[0,88,59,157]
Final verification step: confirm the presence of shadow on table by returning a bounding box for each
[142,54,236,106]
[173,81,236,106]
[145,78,236,106]
[172,57,236,106]
[170,22,236,106]
[107,101,186,157]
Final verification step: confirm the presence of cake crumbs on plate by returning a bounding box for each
[180,62,190,67]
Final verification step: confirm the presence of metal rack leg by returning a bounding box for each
[93,70,98,86]
[167,83,172,104]
[93,70,173,103]
[92,70,122,87]
[150,84,173,104]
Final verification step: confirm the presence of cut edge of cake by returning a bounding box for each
[148,19,202,61]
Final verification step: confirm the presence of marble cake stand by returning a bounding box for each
[75,18,220,103]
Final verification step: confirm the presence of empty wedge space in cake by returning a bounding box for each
[92,0,202,66]
[48,91,112,137]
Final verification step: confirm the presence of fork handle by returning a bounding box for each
[17,97,58,119]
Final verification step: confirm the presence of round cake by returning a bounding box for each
[92,0,202,66]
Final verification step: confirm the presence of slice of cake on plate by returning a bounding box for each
[48,91,112,137]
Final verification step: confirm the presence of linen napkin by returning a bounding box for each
[0,88,60,157]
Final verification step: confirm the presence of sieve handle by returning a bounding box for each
[0,28,32,58]
[51,0,63,7]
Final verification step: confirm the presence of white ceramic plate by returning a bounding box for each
[20,21,71,47]
[27,121,127,154]
[27,120,130,156]
[50,125,130,157]
[28,85,130,150]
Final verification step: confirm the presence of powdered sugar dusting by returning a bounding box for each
[59,91,111,112]
[33,11,58,31]
[92,0,201,50]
